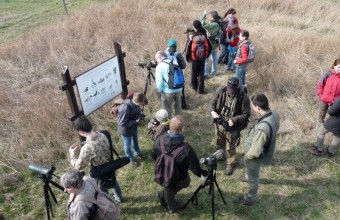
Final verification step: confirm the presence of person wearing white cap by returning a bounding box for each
[147,109,170,141]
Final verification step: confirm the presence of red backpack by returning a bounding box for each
[191,35,210,61]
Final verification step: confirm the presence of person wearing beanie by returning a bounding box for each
[201,10,223,78]
[209,77,250,175]
[117,92,148,168]
[185,20,212,94]
[147,109,170,141]
[165,39,187,109]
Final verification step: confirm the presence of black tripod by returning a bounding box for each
[39,170,65,220]
[143,67,155,96]
[181,164,226,220]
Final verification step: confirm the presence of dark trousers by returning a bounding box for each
[190,61,205,93]
[159,175,190,211]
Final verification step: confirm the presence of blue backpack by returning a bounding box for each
[164,51,185,89]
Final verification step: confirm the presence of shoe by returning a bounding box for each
[131,160,140,168]
[198,91,207,95]
[157,192,167,207]
[225,165,235,176]
[136,154,147,160]
[309,147,322,156]
[326,149,334,158]
[237,175,248,183]
[234,196,254,206]
[168,201,178,214]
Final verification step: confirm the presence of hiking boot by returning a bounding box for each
[157,192,167,207]
[237,175,248,183]
[326,149,334,158]
[234,196,254,206]
[131,160,140,168]
[309,147,322,156]
[136,153,147,160]
[225,165,235,176]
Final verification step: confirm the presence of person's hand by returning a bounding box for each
[69,144,78,156]
[211,111,219,119]
[234,60,237,63]
[203,10,207,15]
[228,119,234,126]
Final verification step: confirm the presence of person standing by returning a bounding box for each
[201,10,222,78]
[68,116,123,202]
[185,20,212,94]
[151,115,205,214]
[235,94,280,206]
[209,77,250,175]
[234,30,252,85]
[155,51,182,117]
[316,58,340,124]
[309,96,340,158]
[226,24,241,72]
[117,92,148,168]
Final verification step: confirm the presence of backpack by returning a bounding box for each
[246,43,256,63]
[216,21,227,45]
[110,98,124,120]
[71,178,120,220]
[191,35,209,61]
[154,137,186,188]
[164,59,185,89]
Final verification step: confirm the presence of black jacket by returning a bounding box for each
[117,99,143,136]
[324,96,340,134]
[151,134,202,180]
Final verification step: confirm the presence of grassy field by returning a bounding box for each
[0,0,339,219]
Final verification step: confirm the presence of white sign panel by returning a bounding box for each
[75,56,122,116]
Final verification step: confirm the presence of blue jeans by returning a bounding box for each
[101,180,123,202]
[235,64,248,85]
[121,128,141,161]
[217,44,229,64]
[227,52,236,70]
[204,48,218,76]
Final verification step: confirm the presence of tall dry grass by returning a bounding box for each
[0,0,339,218]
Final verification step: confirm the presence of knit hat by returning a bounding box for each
[168,39,177,47]
[155,109,169,122]
[226,77,239,95]
[193,20,202,29]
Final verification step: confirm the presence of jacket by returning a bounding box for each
[209,85,250,131]
[235,39,251,66]
[201,14,220,49]
[117,98,142,136]
[151,133,203,181]
[243,110,280,165]
[324,96,340,134]
[317,69,340,104]
[155,58,183,94]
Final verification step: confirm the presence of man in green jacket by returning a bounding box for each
[201,10,222,78]
[235,94,280,206]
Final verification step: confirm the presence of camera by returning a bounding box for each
[138,60,157,69]
[217,117,240,140]
[149,118,160,126]
[137,112,146,121]
[200,149,225,167]
[29,164,55,176]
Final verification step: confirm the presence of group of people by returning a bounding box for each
[59,7,340,220]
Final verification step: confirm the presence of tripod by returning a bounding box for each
[181,164,226,220]
[143,67,155,96]
[39,172,65,220]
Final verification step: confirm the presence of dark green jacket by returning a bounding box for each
[201,14,220,49]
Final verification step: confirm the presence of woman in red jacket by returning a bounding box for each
[316,58,340,123]
[234,30,251,85]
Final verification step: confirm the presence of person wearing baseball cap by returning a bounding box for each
[209,76,250,175]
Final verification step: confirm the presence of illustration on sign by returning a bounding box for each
[75,56,122,116]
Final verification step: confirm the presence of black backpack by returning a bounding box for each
[154,137,186,188]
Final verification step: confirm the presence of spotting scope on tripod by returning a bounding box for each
[181,149,227,220]
[29,164,65,220]
[138,60,157,95]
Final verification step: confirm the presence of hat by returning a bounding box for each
[168,39,177,47]
[226,77,240,95]
[193,20,202,29]
[132,92,148,106]
[155,109,169,122]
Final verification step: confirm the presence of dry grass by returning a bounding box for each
[0,0,339,219]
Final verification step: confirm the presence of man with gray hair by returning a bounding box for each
[155,51,182,118]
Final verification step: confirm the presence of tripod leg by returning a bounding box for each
[209,182,215,220]
[214,179,227,204]
[43,182,52,220]
[181,184,205,210]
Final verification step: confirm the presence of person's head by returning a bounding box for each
[230,24,239,34]
[73,116,92,133]
[193,20,203,32]
[155,109,169,123]
[60,170,84,194]
[169,115,185,134]
[168,39,177,48]
[240,30,249,41]
[225,8,236,18]
[226,77,240,96]
[132,92,147,107]
[251,94,270,113]
[155,51,167,64]
[332,58,340,74]
[210,11,219,22]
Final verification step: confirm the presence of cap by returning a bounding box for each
[226,77,239,95]
[168,39,177,47]
[155,109,169,122]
